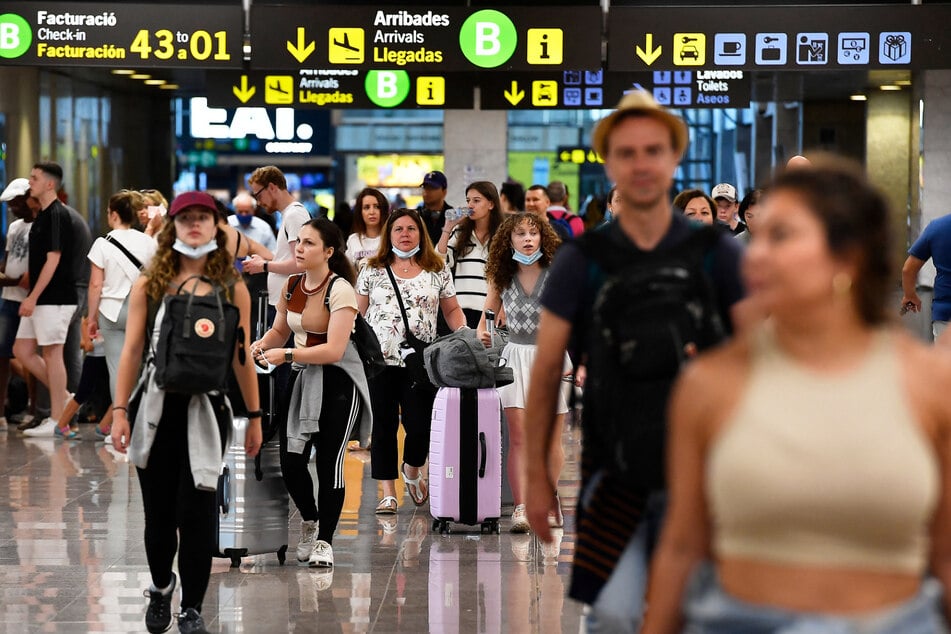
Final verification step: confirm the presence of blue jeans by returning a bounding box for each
[683,562,947,634]
[584,487,667,634]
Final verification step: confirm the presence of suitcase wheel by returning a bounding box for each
[431,519,440,533]
[439,520,451,535]
[230,555,242,568]
[277,544,288,566]
[224,548,248,568]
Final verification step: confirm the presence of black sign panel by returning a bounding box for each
[249,5,601,71]
[0,3,243,68]
[206,69,475,110]
[607,4,951,71]
[480,69,750,109]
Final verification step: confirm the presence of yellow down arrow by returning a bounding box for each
[232,75,256,103]
[287,27,315,64]
[504,80,525,106]
[636,33,662,66]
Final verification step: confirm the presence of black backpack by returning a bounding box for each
[579,224,726,489]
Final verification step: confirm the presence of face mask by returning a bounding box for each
[236,214,253,226]
[173,238,218,259]
[512,249,543,265]
[392,245,421,259]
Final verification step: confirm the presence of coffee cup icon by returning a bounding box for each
[721,41,741,55]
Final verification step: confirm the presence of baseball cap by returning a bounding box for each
[591,90,689,158]
[420,171,448,189]
[0,178,30,202]
[169,191,218,217]
[711,183,738,202]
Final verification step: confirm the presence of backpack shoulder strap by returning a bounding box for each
[323,274,342,310]
[284,273,304,302]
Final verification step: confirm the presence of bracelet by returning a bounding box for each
[113,406,127,411]
[263,261,269,273]
[246,409,264,419]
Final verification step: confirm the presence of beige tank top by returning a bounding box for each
[707,325,939,573]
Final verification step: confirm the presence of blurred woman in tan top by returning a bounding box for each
[643,157,951,633]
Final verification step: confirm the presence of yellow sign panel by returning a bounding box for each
[264,75,294,104]
[416,77,445,105]
[328,28,364,64]
[532,80,558,106]
[527,28,563,65]
[673,33,705,66]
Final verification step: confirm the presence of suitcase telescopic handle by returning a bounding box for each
[479,432,487,478]
[217,465,230,514]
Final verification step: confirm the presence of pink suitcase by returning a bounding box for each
[429,387,502,534]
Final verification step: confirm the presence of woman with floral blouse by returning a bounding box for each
[356,208,466,514]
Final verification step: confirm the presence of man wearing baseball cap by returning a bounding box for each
[523,91,745,632]
[711,182,746,235]
[416,170,452,244]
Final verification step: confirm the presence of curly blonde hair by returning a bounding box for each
[145,218,238,301]
[485,213,560,291]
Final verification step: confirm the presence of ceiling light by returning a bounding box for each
[896,79,912,86]
[880,85,902,91]
[130,73,151,80]
[850,94,867,101]
[160,84,180,90]
[111,69,135,75]
[145,79,165,86]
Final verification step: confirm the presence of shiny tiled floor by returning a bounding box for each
[0,422,584,633]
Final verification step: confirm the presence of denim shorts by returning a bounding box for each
[0,299,20,357]
[683,562,947,634]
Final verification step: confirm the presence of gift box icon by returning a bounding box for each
[881,32,910,63]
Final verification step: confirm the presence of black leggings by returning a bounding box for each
[278,366,359,545]
[136,393,228,612]
[369,365,437,481]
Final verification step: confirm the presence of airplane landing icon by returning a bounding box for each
[328,28,365,64]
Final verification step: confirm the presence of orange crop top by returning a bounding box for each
[707,325,939,574]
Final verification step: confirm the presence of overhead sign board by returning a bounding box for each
[206,69,475,110]
[480,69,750,110]
[608,5,951,71]
[0,3,243,68]
[249,5,601,71]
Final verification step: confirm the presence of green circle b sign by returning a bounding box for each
[0,14,31,59]
[459,10,516,68]
[365,71,410,108]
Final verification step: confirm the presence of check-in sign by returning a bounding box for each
[249,5,601,71]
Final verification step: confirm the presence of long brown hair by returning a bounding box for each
[145,217,238,301]
[452,181,504,259]
[302,218,357,285]
[485,213,560,291]
[367,208,445,273]
[351,187,390,238]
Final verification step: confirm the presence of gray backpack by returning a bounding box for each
[424,327,513,389]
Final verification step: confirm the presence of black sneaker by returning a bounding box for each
[177,608,210,634]
[144,572,176,633]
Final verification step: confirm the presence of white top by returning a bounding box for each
[87,229,157,321]
[446,228,490,313]
[346,233,382,270]
[2,218,31,302]
[228,215,277,253]
[356,264,456,366]
[267,201,310,306]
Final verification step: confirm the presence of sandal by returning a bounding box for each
[375,496,398,515]
[401,462,429,506]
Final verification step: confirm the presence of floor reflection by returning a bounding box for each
[0,419,584,632]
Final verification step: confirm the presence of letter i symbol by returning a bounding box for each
[540,33,549,59]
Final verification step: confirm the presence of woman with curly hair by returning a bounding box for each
[476,213,568,533]
[436,181,505,327]
[110,191,261,634]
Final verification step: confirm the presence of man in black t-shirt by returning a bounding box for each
[13,162,78,436]
[522,92,745,632]
[416,170,452,244]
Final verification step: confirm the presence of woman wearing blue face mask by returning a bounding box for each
[477,213,569,534]
[355,208,466,514]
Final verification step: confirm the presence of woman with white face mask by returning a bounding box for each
[355,208,466,515]
[477,213,569,534]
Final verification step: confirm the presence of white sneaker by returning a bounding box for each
[309,539,334,568]
[23,417,58,437]
[296,520,318,562]
[511,504,531,534]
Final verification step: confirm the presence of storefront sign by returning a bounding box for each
[0,3,242,67]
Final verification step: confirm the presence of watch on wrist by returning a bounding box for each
[285,348,293,363]
[263,261,269,273]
